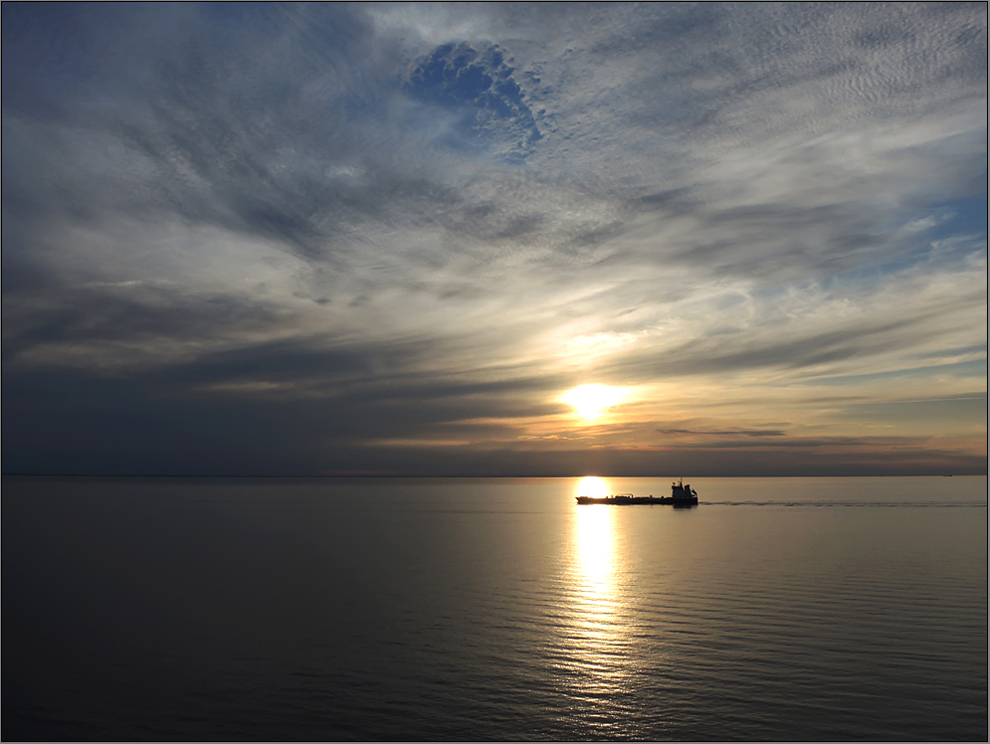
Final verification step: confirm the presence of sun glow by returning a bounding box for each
[562,384,627,420]
[577,475,609,499]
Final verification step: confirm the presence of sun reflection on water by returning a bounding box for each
[575,488,615,591]
[560,477,634,702]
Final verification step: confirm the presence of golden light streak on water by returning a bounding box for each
[560,477,635,703]
[573,478,615,602]
[575,502,614,594]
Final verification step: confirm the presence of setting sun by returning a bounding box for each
[577,476,609,499]
[562,384,627,420]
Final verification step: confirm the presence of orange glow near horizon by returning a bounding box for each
[576,475,609,499]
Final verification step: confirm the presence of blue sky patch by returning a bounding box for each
[406,42,541,161]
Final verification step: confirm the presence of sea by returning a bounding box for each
[3,475,987,741]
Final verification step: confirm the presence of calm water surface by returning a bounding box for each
[3,476,987,740]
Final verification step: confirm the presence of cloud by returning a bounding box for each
[2,2,986,475]
[657,429,786,438]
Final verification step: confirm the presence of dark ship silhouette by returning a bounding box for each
[576,478,698,507]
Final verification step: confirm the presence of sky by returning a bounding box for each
[2,2,987,477]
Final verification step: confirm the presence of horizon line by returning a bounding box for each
[3,472,985,479]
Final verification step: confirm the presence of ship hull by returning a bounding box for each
[575,496,698,506]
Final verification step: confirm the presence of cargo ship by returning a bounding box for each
[576,479,698,507]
